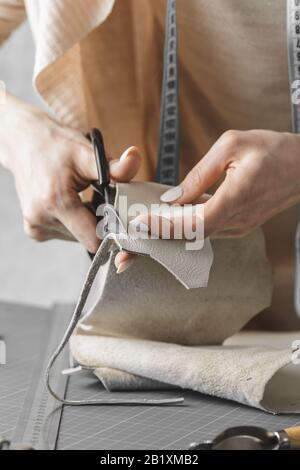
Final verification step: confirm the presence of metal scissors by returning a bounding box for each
[87,128,125,241]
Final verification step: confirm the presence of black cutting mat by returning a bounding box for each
[0,302,71,449]
[57,371,300,450]
[1,301,299,450]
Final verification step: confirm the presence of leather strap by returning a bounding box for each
[156,0,180,186]
[46,236,183,405]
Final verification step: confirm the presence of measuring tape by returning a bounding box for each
[287,0,300,132]
[156,0,180,186]
[287,0,300,316]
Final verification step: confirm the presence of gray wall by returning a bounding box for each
[0,22,87,307]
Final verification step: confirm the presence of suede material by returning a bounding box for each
[71,333,296,412]
[76,182,272,344]
[67,182,295,413]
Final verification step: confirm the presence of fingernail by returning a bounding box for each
[120,149,129,162]
[117,259,134,274]
[110,152,127,170]
[160,185,183,203]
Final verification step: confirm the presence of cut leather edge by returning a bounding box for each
[110,234,213,289]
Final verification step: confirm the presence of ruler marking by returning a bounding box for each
[11,304,72,449]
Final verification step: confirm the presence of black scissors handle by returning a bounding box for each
[88,128,110,204]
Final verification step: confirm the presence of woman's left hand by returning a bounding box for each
[133,129,300,238]
[116,129,300,271]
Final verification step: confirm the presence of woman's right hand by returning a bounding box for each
[0,94,141,254]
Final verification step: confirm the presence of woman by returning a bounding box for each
[0,0,299,328]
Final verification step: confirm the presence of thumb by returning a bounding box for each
[160,142,228,205]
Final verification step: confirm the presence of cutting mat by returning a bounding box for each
[1,301,299,450]
[57,371,300,450]
[0,302,71,449]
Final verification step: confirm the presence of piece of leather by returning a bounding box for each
[47,235,183,406]
[74,181,272,346]
[86,331,300,413]
[114,182,212,289]
[71,333,298,413]
[67,181,278,410]
[94,367,176,391]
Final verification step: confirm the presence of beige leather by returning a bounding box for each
[71,333,298,413]
[115,182,212,289]
[67,181,288,411]
[75,182,273,345]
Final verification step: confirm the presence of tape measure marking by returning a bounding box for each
[156,0,180,186]
[287,0,300,317]
[287,0,300,133]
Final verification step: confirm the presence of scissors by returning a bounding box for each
[88,128,113,206]
[87,128,125,243]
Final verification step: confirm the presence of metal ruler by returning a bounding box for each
[287,0,300,317]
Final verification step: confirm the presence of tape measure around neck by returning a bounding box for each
[287,0,300,317]
[156,0,180,186]
[287,0,300,132]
